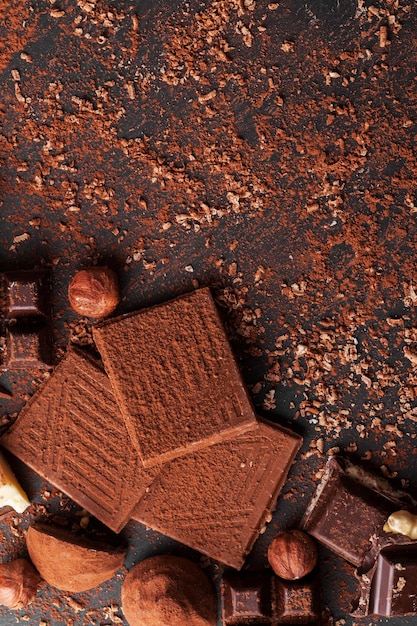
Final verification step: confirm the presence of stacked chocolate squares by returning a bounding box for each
[1,270,53,370]
[1,288,302,569]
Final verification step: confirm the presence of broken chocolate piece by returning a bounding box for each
[1,348,157,532]
[301,456,413,567]
[93,288,258,467]
[353,542,417,617]
[132,419,301,569]
[4,270,51,319]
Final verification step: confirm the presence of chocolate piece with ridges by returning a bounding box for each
[132,419,301,569]
[301,456,412,567]
[93,288,258,467]
[1,347,157,532]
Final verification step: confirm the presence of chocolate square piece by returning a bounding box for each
[1,348,157,532]
[93,288,257,467]
[222,571,273,624]
[301,456,411,567]
[6,322,52,369]
[275,574,322,624]
[132,419,301,569]
[4,270,51,319]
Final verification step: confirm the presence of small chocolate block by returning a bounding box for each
[275,575,322,624]
[369,544,417,616]
[222,571,273,624]
[6,323,52,369]
[301,456,411,567]
[4,270,51,319]
[353,543,417,617]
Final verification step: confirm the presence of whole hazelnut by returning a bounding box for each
[267,530,318,580]
[68,267,120,319]
[0,558,41,609]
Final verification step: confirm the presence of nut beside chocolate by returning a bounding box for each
[68,267,120,319]
[0,559,40,609]
[267,530,318,580]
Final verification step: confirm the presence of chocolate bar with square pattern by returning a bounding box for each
[132,419,301,569]
[93,288,258,468]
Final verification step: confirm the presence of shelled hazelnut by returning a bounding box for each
[0,559,41,609]
[68,267,120,319]
[267,530,318,580]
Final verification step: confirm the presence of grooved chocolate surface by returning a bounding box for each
[132,419,301,569]
[0,348,157,533]
[93,287,257,467]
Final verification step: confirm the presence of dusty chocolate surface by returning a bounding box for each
[132,419,301,569]
[1,0,417,624]
[93,288,257,467]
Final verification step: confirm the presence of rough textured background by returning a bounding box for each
[0,0,417,624]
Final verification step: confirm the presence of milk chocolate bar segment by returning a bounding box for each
[93,288,257,467]
[132,419,302,569]
[1,347,156,533]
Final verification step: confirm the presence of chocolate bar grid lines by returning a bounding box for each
[1,270,53,369]
[221,570,329,625]
[132,419,302,569]
[1,348,157,533]
[301,456,411,567]
[93,287,258,467]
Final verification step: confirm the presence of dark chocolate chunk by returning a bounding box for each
[301,456,414,567]
[4,270,51,319]
[93,288,258,467]
[352,540,417,617]
[5,322,52,369]
[369,544,417,616]
[221,570,331,625]
[221,571,273,624]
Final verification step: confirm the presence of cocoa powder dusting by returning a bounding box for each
[1,0,417,624]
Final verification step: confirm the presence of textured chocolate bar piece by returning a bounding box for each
[6,323,52,369]
[4,270,51,319]
[301,456,412,567]
[132,419,301,569]
[1,348,157,532]
[93,288,257,467]
[222,571,273,624]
